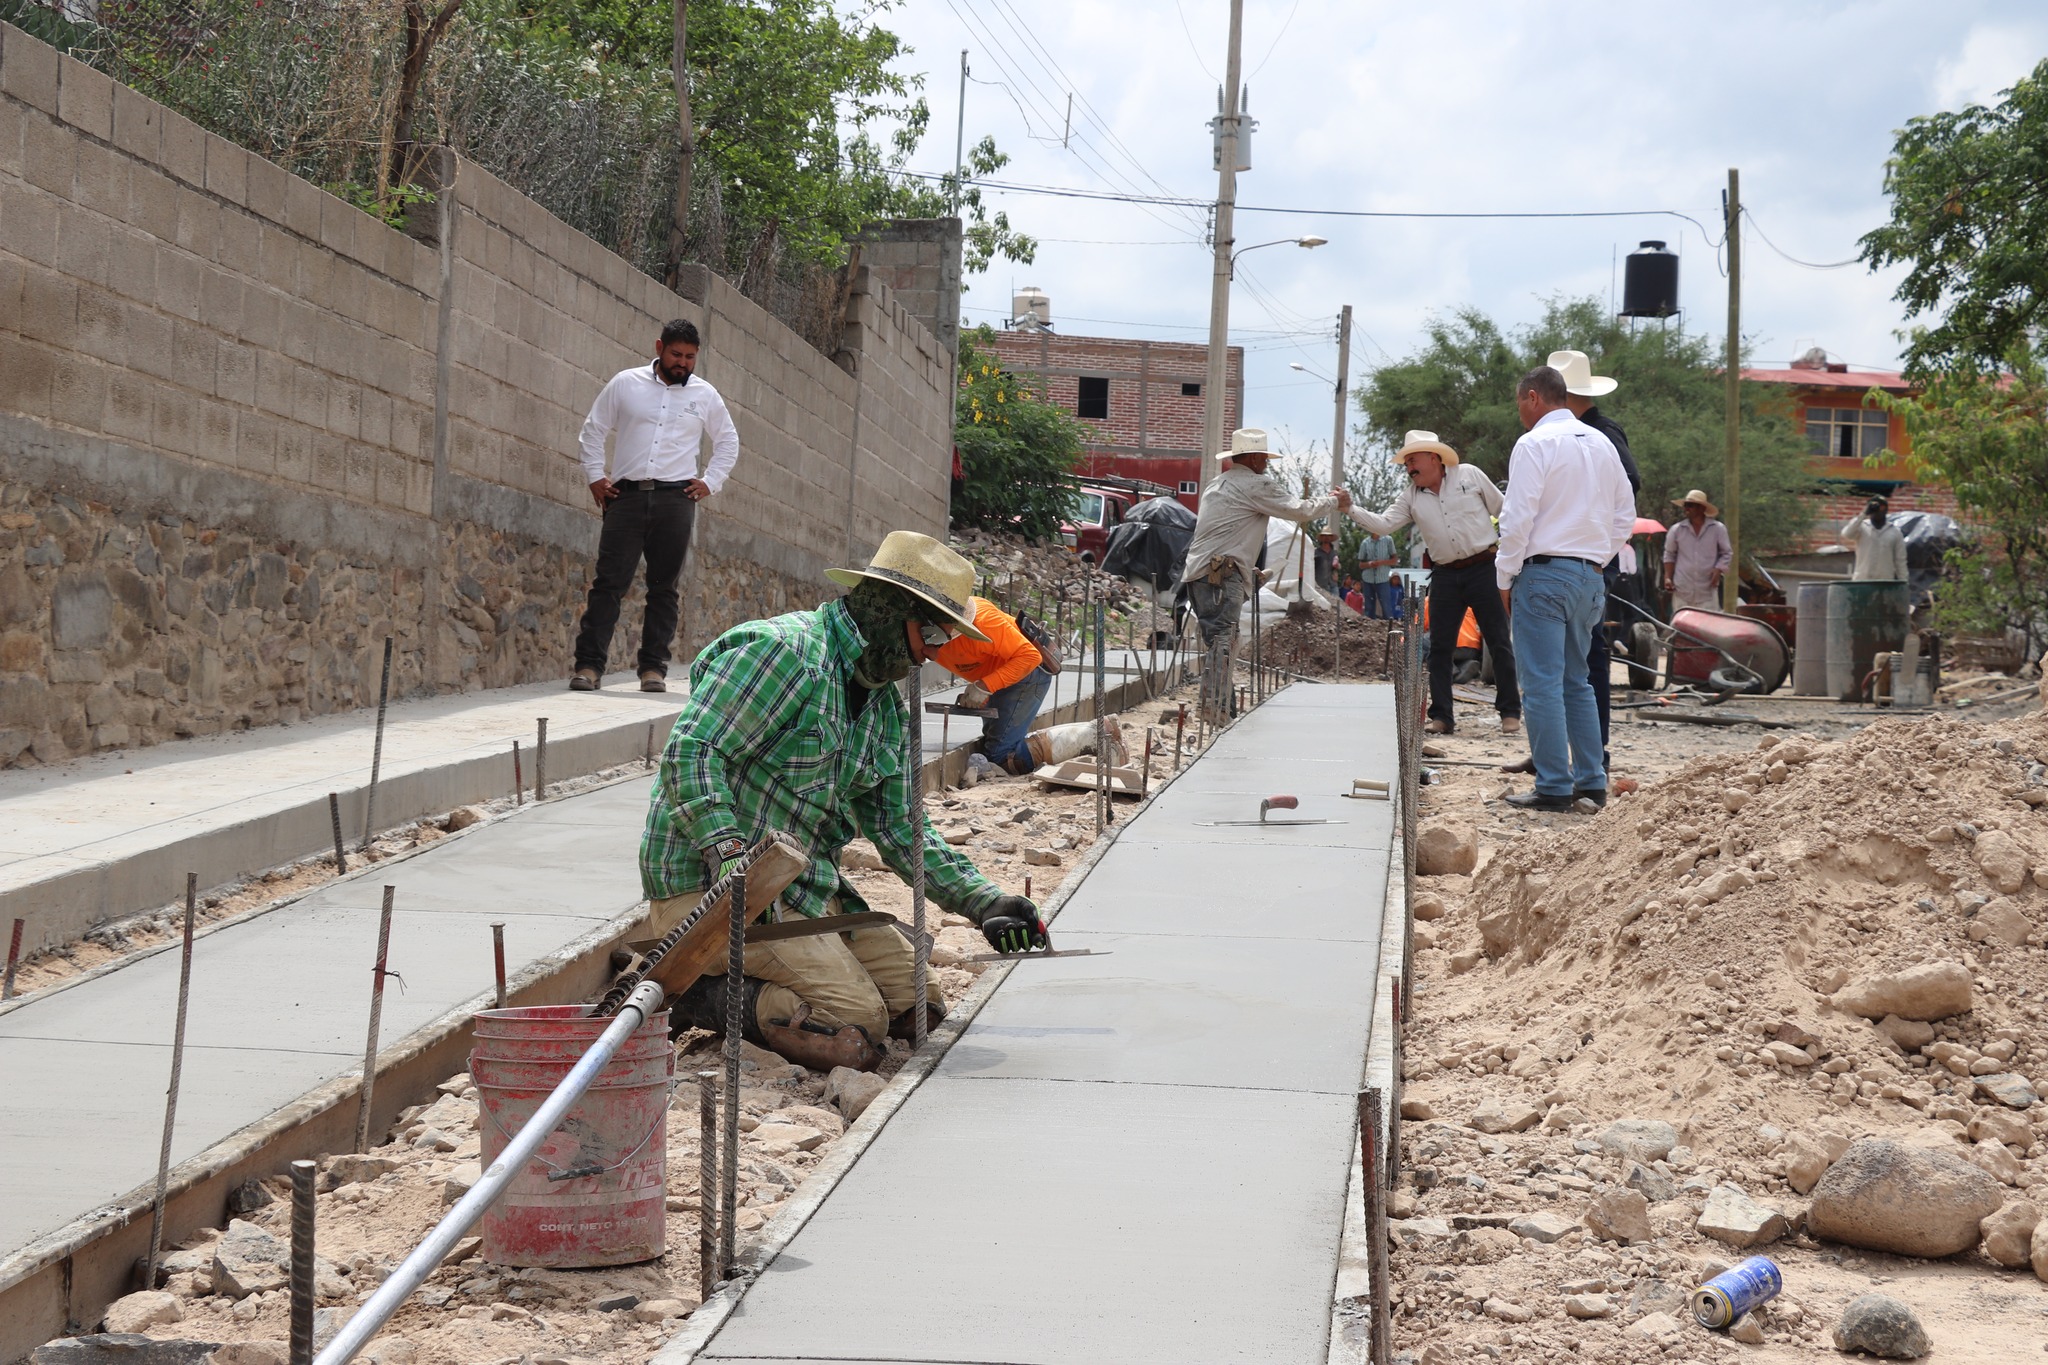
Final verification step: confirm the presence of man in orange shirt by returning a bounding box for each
[930,598,1116,773]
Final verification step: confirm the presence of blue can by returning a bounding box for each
[1691,1256,1782,1329]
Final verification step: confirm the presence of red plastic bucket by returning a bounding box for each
[469,1003,673,1267]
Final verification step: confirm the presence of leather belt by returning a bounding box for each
[1529,553,1602,569]
[1434,545,1496,571]
[613,478,690,491]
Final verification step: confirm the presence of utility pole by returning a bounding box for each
[1200,0,1247,493]
[1722,167,1741,612]
[952,50,969,213]
[1329,305,1352,497]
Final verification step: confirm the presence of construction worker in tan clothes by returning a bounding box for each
[928,597,1122,774]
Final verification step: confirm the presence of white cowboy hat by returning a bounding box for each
[1673,489,1720,518]
[1547,350,1617,398]
[1392,431,1461,467]
[827,531,989,641]
[1215,427,1275,462]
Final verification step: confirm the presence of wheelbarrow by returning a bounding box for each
[1610,596,1789,695]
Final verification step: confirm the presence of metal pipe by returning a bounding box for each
[359,637,394,851]
[289,1159,317,1365]
[327,793,347,875]
[697,1069,718,1298]
[905,678,929,1049]
[3,916,23,1000]
[534,718,548,799]
[354,888,395,1153]
[1141,727,1153,797]
[143,873,198,1291]
[720,867,744,1278]
[1174,704,1185,772]
[1093,595,1109,832]
[314,980,666,1365]
[511,741,524,806]
[646,721,656,771]
[491,923,506,1009]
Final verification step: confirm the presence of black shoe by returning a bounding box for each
[1573,788,1608,811]
[1504,791,1574,812]
[669,972,767,1043]
[1500,756,1535,775]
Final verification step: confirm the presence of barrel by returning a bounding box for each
[1793,584,1829,696]
[1824,581,1910,702]
[470,1003,672,1267]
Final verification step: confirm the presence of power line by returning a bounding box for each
[1742,208,1863,270]
[1248,0,1302,77]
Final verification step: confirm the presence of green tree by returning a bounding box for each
[1355,296,1815,556]
[952,328,1083,541]
[1873,346,2048,648]
[1861,59,2048,376]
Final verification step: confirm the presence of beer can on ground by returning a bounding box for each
[1691,1255,1783,1329]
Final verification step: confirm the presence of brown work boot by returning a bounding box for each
[569,668,601,692]
[639,670,666,693]
[887,998,948,1041]
[758,1005,884,1073]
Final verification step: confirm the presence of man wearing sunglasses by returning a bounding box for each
[642,532,1048,1072]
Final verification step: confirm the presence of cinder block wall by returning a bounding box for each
[0,23,956,766]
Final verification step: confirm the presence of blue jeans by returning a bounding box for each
[1362,580,1399,619]
[981,668,1052,773]
[1510,559,1606,797]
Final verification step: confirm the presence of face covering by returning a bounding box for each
[842,579,921,688]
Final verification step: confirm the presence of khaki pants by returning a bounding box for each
[647,895,916,1042]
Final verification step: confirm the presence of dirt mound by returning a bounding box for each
[1254,612,1396,680]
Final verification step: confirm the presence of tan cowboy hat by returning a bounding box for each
[1215,427,1274,462]
[1548,350,1617,398]
[1674,489,1720,518]
[827,531,989,641]
[1392,431,1460,467]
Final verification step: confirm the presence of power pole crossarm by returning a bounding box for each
[1723,168,1742,613]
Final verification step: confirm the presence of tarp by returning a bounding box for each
[1891,510,1965,603]
[1101,496,1197,592]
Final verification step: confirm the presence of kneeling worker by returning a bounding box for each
[645,531,1048,1072]
[928,596,1118,774]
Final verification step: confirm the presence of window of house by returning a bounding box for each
[1805,406,1890,459]
[1181,381,1201,397]
[1179,480,1200,495]
[1076,376,1109,420]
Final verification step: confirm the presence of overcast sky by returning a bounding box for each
[875,1,2048,459]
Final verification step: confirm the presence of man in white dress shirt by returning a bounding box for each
[1495,366,1637,812]
[570,319,741,693]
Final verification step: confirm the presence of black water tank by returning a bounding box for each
[1621,240,1679,318]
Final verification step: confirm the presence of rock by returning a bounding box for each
[1398,1098,1436,1120]
[413,1093,475,1132]
[823,1066,887,1122]
[1774,1018,1821,1048]
[1388,1218,1453,1246]
[1831,1293,1930,1359]
[323,1162,395,1186]
[1697,1183,1790,1247]
[595,1294,640,1312]
[103,1293,183,1334]
[412,1128,457,1153]
[1447,948,1483,974]
[441,1163,481,1206]
[1971,1137,2025,1185]
[310,1310,351,1352]
[1831,961,1973,1022]
[1598,1118,1679,1163]
[630,1298,697,1323]
[1624,1161,1677,1204]
[1627,1279,1690,1318]
[1584,1188,1653,1244]
[1482,1299,1532,1323]
[1508,1212,1576,1243]
[1980,1200,2040,1268]
[211,1221,288,1299]
[1975,1072,2041,1108]
[2035,1219,2048,1282]
[1467,1100,1542,1134]
[1022,848,1061,867]
[1722,788,1751,813]
[1628,1312,1686,1349]
[224,1181,273,1216]
[1967,899,2033,948]
[772,1103,846,1137]
[1563,1293,1612,1319]
[1781,1132,1835,1195]
[1412,892,1446,922]
[443,806,486,832]
[1874,1015,1936,1051]
[205,1344,287,1365]
[1807,1137,2005,1257]
[839,841,886,871]
[1970,1110,2031,1148]
[752,1122,824,1152]
[1414,818,1478,875]
[1727,1312,1766,1344]
[1972,829,2032,894]
[1763,1041,1814,1067]
[33,1338,222,1365]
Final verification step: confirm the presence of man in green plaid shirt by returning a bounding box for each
[644,531,1048,1071]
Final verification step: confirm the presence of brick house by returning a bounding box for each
[982,321,1243,508]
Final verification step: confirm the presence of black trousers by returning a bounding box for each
[1426,558,1519,729]
[1588,563,1619,752]
[572,484,696,676]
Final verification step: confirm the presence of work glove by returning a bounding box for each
[979,895,1049,954]
[703,836,748,889]
[959,683,992,709]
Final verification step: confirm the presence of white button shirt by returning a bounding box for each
[578,363,741,491]
[1346,463,1503,564]
[1495,409,1637,589]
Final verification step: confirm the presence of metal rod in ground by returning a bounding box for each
[3,916,23,1000]
[327,793,347,874]
[646,721,655,770]
[512,741,524,806]
[1093,596,1109,832]
[1174,704,1185,771]
[491,922,506,1009]
[358,637,394,851]
[1360,1087,1392,1365]
[143,872,199,1292]
[289,1158,317,1365]
[697,1069,718,1298]
[904,675,929,1049]
[720,867,745,1279]
[534,718,548,799]
[1141,727,1153,797]
[353,887,396,1153]
[315,981,664,1365]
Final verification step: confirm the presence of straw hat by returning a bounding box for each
[1392,431,1461,467]
[827,531,989,640]
[1215,427,1275,462]
[1674,489,1720,518]
[1547,350,1617,398]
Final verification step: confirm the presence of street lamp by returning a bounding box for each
[1203,235,1329,489]
[1230,235,1326,278]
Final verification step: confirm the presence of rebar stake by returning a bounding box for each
[1360,1088,1392,1365]
[359,636,394,851]
[143,873,198,1292]
[535,718,548,799]
[327,793,347,874]
[289,1158,317,1365]
[491,922,507,1008]
[905,675,929,1049]
[646,721,656,770]
[354,887,396,1152]
[2,916,23,1000]
[512,740,524,806]
[720,867,745,1279]
[697,1070,718,1298]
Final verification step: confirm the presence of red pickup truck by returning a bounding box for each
[1059,476,1178,562]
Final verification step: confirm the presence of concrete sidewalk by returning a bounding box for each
[668,684,1396,1365]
